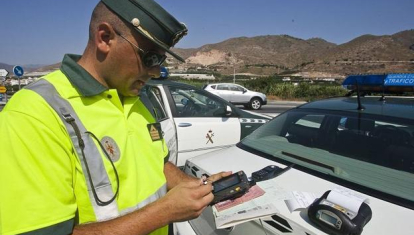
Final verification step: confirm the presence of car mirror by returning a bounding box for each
[243,89,247,93]
[225,105,233,116]
[212,105,232,117]
[181,98,189,105]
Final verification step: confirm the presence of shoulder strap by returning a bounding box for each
[25,79,119,221]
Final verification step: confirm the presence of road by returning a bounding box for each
[1,100,306,114]
[237,100,306,117]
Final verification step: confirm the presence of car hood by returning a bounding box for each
[247,90,266,97]
[184,145,414,235]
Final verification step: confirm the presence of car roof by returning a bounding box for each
[147,79,196,88]
[298,96,414,119]
[207,83,242,86]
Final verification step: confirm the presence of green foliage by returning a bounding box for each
[168,77,348,101]
[170,79,207,89]
[241,78,347,100]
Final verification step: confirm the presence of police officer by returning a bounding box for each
[0,1,230,234]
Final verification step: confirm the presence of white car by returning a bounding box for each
[204,83,267,110]
[140,80,270,166]
[180,75,414,235]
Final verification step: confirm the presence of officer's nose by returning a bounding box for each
[148,66,161,79]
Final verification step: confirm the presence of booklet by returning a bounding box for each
[212,185,279,229]
[214,203,279,229]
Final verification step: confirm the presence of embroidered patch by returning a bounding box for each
[101,136,121,162]
[147,123,163,141]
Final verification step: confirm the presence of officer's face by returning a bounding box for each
[109,31,163,97]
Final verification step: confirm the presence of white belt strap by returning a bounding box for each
[25,79,119,221]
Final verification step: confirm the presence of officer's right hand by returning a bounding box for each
[160,179,213,222]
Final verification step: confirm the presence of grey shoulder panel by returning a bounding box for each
[19,218,74,235]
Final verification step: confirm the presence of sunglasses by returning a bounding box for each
[115,30,167,68]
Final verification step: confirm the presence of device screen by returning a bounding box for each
[213,175,240,192]
[320,212,338,226]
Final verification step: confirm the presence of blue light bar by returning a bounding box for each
[385,74,414,86]
[342,74,386,87]
[342,74,414,93]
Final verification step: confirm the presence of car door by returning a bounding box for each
[228,84,248,103]
[140,85,179,165]
[167,85,241,166]
[214,84,232,101]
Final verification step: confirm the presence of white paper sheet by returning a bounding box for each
[284,188,369,215]
[325,187,370,217]
[285,191,318,213]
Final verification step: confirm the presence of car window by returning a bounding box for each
[217,84,229,90]
[140,86,168,121]
[295,114,324,128]
[229,85,244,92]
[242,109,414,203]
[169,86,227,118]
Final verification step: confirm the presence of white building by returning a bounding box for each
[170,73,216,80]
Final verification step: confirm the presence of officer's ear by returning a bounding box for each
[95,22,114,54]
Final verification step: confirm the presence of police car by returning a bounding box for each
[178,74,414,235]
[140,80,270,166]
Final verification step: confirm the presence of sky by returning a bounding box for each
[0,0,413,65]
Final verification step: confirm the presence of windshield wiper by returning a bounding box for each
[281,151,345,176]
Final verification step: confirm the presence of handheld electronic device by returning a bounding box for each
[308,191,372,235]
[251,164,292,182]
[211,171,250,204]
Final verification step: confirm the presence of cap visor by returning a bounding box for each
[135,29,185,63]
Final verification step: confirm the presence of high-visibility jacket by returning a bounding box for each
[0,54,169,235]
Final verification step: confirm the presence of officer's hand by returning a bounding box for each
[205,171,232,183]
[160,179,214,222]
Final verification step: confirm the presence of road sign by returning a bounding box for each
[13,65,24,77]
[0,69,8,77]
[159,66,169,79]
[0,86,7,93]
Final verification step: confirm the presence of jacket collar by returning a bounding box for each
[60,54,108,96]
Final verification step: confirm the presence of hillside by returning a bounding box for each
[174,35,336,67]
[0,63,47,75]
[172,29,414,76]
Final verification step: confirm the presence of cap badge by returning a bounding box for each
[131,18,141,27]
[101,136,121,162]
[171,23,188,46]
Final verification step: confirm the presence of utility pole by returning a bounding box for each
[233,66,235,83]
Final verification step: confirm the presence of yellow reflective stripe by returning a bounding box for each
[120,183,167,216]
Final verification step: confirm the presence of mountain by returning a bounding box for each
[173,35,336,68]
[0,63,46,75]
[33,63,61,72]
[171,29,414,76]
[302,30,414,74]
[0,63,14,74]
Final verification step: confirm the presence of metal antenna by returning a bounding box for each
[379,73,386,102]
[355,79,365,111]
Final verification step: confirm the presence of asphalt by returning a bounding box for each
[266,100,307,105]
[0,100,307,112]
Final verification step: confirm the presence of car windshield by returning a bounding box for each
[241,109,414,203]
